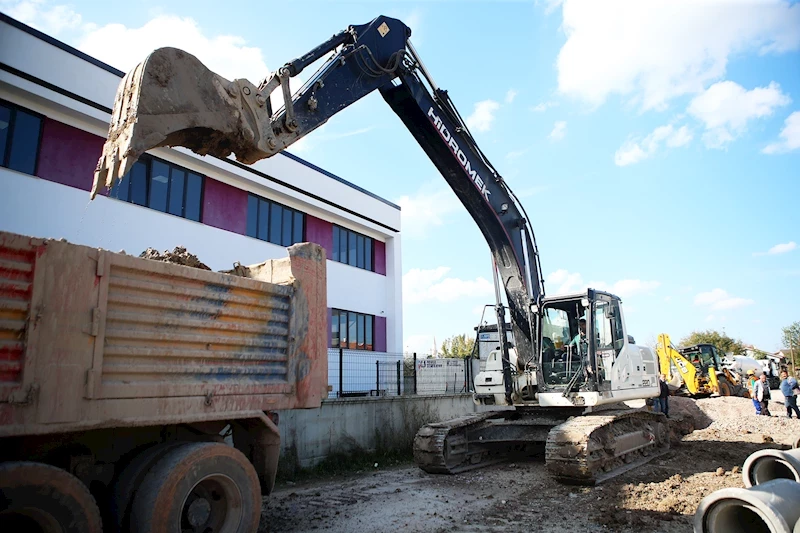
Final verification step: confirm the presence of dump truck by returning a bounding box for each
[0,230,327,532]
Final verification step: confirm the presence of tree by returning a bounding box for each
[781,321,800,368]
[440,334,476,359]
[678,329,746,356]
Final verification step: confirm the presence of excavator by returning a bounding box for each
[91,15,668,485]
[655,333,746,398]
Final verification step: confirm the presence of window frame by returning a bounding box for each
[332,225,375,272]
[109,154,205,222]
[331,308,376,351]
[0,99,44,176]
[245,193,306,247]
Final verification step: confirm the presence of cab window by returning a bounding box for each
[594,300,625,355]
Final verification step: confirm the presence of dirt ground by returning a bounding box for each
[260,393,800,533]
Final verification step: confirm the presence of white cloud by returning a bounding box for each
[4,0,83,35]
[403,267,494,305]
[754,241,797,256]
[614,124,693,166]
[506,148,530,160]
[763,111,800,154]
[555,0,800,111]
[694,288,754,310]
[505,89,518,104]
[290,125,375,155]
[546,270,660,297]
[546,269,584,295]
[466,100,500,132]
[403,334,436,356]
[531,101,558,112]
[687,81,791,148]
[549,121,567,141]
[395,182,461,240]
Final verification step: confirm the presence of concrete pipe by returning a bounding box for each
[793,434,800,449]
[743,448,800,487]
[694,479,800,533]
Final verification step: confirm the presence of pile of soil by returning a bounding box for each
[139,246,211,270]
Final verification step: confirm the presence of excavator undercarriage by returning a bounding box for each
[413,407,669,485]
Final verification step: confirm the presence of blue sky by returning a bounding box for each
[4,0,799,353]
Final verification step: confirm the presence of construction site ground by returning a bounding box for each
[261,392,800,533]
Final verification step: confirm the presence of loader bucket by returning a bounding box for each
[91,47,267,199]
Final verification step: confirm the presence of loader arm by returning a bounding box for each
[656,333,699,394]
[92,15,545,392]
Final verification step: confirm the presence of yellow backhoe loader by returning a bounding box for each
[656,333,746,397]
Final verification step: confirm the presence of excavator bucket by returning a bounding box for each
[91,47,268,199]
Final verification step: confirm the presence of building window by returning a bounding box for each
[0,101,43,176]
[110,155,203,221]
[332,225,373,271]
[246,194,305,246]
[331,309,374,350]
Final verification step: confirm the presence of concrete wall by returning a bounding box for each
[276,394,496,468]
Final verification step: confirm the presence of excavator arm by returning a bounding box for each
[91,15,544,394]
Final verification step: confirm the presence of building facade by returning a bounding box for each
[0,15,403,369]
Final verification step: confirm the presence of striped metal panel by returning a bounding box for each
[102,261,295,396]
[0,244,34,385]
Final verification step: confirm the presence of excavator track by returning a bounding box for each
[413,412,508,474]
[545,409,669,485]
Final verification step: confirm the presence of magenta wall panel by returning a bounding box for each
[36,118,104,192]
[374,316,387,353]
[305,215,333,259]
[201,179,247,234]
[374,240,386,276]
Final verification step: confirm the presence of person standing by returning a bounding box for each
[754,373,772,417]
[779,370,800,419]
[654,374,670,418]
[747,370,761,415]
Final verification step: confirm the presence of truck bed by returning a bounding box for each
[0,231,327,437]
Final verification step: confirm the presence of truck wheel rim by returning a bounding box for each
[180,474,242,533]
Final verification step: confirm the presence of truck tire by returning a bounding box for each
[109,442,184,533]
[0,461,102,533]
[129,442,261,533]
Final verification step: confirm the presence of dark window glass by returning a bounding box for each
[339,311,347,348]
[331,310,340,348]
[348,231,357,266]
[149,160,169,212]
[185,173,203,222]
[366,316,373,350]
[168,168,185,216]
[7,110,42,175]
[293,211,304,244]
[348,312,357,350]
[0,105,10,165]
[258,199,270,240]
[130,161,148,206]
[269,203,282,244]
[246,195,259,237]
[339,229,348,262]
[356,235,365,269]
[282,208,293,246]
[111,169,130,202]
[332,227,339,261]
[365,239,372,271]
[357,314,365,349]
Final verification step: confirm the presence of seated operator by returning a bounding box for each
[566,317,587,350]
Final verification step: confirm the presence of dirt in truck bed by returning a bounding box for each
[261,394,800,533]
[139,246,211,270]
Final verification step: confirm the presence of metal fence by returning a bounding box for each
[326,350,478,399]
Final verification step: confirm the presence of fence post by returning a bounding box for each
[338,347,343,398]
[376,360,380,395]
[413,353,417,394]
[396,360,401,396]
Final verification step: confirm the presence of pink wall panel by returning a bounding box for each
[373,240,386,276]
[36,118,104,192]
[201,179,247,234]
[374,316,387,353]
[305,215,333,259]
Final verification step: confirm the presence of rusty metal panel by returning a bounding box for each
[0,241,34,392]
[98,253,297,399]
